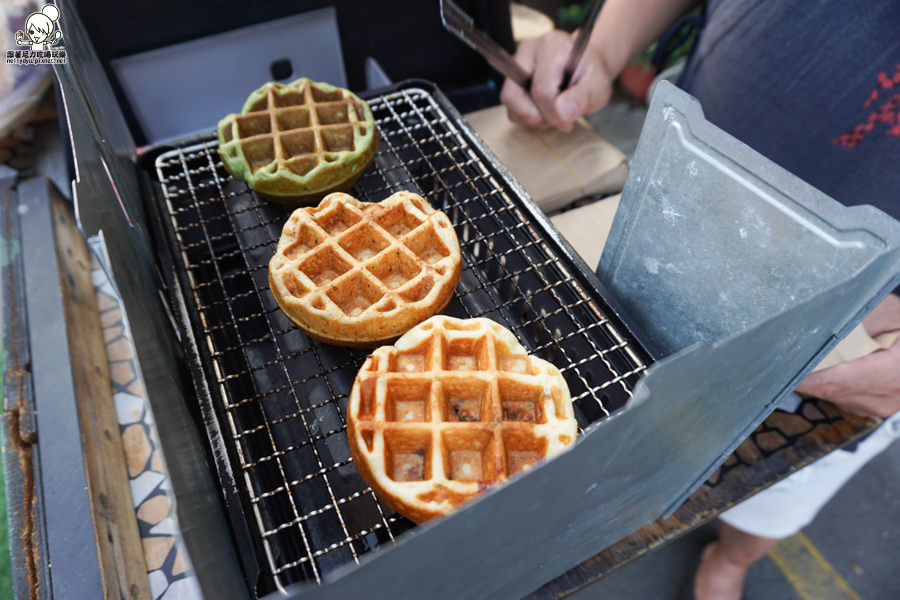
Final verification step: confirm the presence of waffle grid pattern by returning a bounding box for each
[218,78,376,199]
[154,86,649,591]
[268,191,460,344]
[348,317,576,522]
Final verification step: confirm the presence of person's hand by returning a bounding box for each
[795,293,900,418]
[500,30,616,132]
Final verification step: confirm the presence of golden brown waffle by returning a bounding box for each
[347,316,578,523]
[217,78,377,204]
[269,191,461,346]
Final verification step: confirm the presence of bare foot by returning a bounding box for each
[693,541,747,600]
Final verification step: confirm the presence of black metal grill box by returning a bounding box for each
[15,3,900,599]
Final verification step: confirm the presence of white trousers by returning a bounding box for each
[719,410,900,539]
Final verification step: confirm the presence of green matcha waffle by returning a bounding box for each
[217,78,378,204]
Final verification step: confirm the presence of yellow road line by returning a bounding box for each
[768,532,860,600]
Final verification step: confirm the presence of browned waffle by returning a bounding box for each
[217,78,377,204]
[268,191,461,346]
[346,316,578,522]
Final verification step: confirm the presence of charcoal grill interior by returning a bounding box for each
[153,84,650,592]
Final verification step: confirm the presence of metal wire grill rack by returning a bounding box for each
[154,85,649,592]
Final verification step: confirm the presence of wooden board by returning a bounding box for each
[50,185,152,600]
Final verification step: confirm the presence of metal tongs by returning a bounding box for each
[440,0,604,91]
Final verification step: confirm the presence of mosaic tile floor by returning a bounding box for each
[93,258,202,600]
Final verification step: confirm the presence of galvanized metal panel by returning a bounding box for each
[597,80,900,512]
[598,81,899,358]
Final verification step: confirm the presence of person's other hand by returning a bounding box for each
[500,30,616,132]
[795,294,900,418]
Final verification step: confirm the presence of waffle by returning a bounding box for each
[217,78,378,204]
[347,316,578,523]
[268,191,462,346]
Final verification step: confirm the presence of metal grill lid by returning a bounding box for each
[599,80,900,358]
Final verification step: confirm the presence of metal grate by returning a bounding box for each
[154,85,649,592]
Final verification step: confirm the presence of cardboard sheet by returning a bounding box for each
[465,105,628,212]
[549,193,620,270]
[813,327,898,371]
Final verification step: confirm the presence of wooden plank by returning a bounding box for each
[50,186,151,600]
